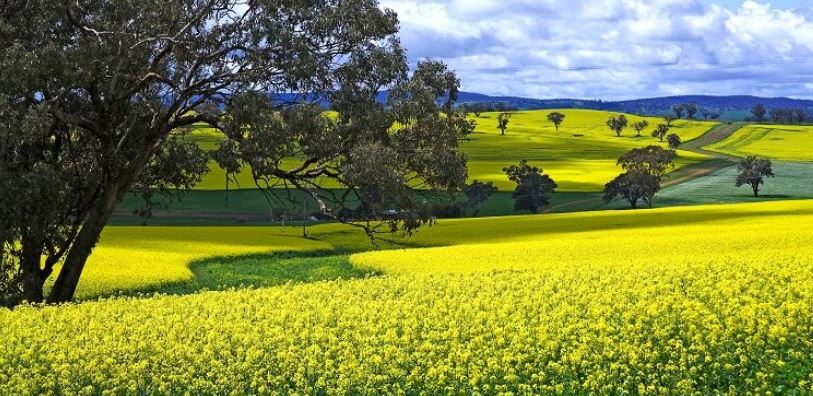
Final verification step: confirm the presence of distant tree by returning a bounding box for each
[547,112,566,132]
[607,114,629,137]
[701,108,712,120]
[751,104,767,122]
[666,133,682,150]
[684,103,699,120]
[462,180,498,217]
[498,112,512,135]
[664,115,677,127]
[794,109,808,124]
[603,146,676,209]
[736,156,775,197]
[632,120,649,137]
[503,160,557,214]
[672,104,686,119]
[652,124,670,142]
[708,111,721,121]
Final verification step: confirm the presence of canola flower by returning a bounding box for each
[64,226,330,299]
[3,200,813,394]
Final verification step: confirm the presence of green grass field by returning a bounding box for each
[705,124,813,161]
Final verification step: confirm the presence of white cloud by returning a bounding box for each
[379,0,813,99]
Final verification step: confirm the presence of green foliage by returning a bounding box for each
[546,111,566,132]
[462,180,498,216]
[667,133,682,150]
[736,156,775,197]
[0,0,468,305]
[503,160,557,213]
[752,104,767,122]
[604,146,677,208]
[632,120,649,137]
[652,124,670,141]
[497,112,512,135]
[606,114,629,137]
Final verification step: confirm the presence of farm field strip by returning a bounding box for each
[704,124,813,161]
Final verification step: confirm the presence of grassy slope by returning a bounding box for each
[190,109,717,192]
[464,109,714,191]
[111,110,718,224]
[705,124,813,161]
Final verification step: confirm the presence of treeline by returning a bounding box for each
[748,104,808,124]
[459,102,519,116]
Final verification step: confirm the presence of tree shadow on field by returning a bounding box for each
[87,249,379,301]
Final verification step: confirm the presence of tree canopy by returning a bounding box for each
[736,156,774,197]
[0,0,472,306]
[607,115,628,137]
[547,112,565,132]
[503,160,557,214]
[462,180,498,217]
[603,146,676,209]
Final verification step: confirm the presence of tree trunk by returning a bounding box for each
[19,242,46,303]
[752,184,759,197]
[630,199,638,209]
[47,184,120,304]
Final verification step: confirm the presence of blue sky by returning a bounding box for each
[380,0,813,99]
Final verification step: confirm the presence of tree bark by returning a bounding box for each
[47,183,120,304]
[19,239,45,303]
[752,184,759,197]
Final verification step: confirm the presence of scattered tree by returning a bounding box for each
[736,156,775,197]
[664,115,677,127]
[503,160,557,214]
[498,112,512,136]
[652,124,670,142]
[666,133,682,150]
[684,103,699,120]
[603,171,660,210]
[751,104,767,122]
[603,146,676,209]
[632,120,649,137]
[462,180,498,217]
[607,114,629,137]
[672,104,686,119]
[701,108,712,120]
[547,112,566,132]
[0,1,473,306]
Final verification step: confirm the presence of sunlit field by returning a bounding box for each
[4,200,813,393]
[705,124,813,161]
[190,109,718,192]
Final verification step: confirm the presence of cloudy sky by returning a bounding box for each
[379,0,813,100]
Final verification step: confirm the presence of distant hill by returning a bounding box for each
[272,92,813,121]
[452,92,813,121]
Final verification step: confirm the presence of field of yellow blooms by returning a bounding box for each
[3,200,813,393]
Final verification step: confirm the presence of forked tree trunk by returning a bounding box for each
[47,183,121,304]
[752,184,760,197]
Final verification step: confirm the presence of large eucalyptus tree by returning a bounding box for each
[0,0,472,306]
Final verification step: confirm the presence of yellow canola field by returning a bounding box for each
[705,124,813,161]
[3,201,813,393]
[65,226,330,298]
[192,109,718,191]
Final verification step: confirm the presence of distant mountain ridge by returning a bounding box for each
[273,91,813,120]
[453,92,813,119]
